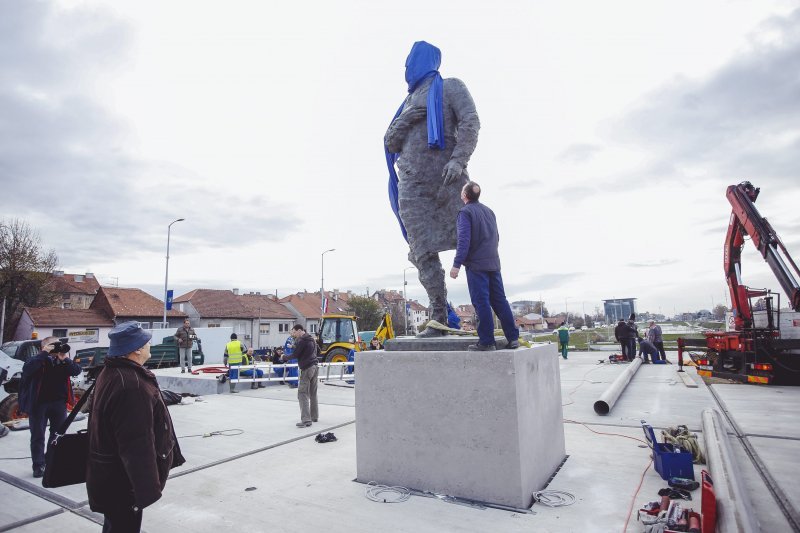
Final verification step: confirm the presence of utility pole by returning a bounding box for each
[163,218,185,327]
[0,297,6,345]
[403,266,416,335]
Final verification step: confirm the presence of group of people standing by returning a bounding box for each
[614,315,668,363]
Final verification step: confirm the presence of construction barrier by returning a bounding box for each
[228,361,355,384]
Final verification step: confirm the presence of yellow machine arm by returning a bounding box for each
[374,313,395,342]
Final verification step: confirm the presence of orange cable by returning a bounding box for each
[622,458,653,532]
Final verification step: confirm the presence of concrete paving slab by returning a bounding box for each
[711,384,800,438]
[5,509,100,532]
[2,349,797,532]
[0,481,61,528]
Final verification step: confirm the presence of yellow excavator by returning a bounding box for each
[317,312,395,363]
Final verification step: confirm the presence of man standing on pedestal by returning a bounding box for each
[450,181,519,351]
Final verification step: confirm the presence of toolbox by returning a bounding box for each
[641,421,695,481]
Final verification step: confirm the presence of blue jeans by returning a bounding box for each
[466,269,519,347]
[29,400,68,469]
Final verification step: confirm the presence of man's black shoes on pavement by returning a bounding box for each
[296,421,312,428]
[33,466,45,478]
[506,340,520,349]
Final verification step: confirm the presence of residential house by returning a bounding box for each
[455,304,476,331]
[173,289,296,349]
[90,287,185,329]
[544,316,565,330]
[280,290,353,335]
[13,307,115,349]
[47,271,101,309]
[405,300,429,334]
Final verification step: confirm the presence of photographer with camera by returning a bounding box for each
[174,319,198,373]
[18,336,82,478]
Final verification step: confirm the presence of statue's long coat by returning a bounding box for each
[384,77,480,260]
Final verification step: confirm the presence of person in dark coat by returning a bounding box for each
[281,325,319,427]
[18,336,82,478]
[87,322,185,532]
[626,314,639,361]
[614,319,631,361]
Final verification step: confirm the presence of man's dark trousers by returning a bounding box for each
[102,507,143,533]
[466,269,518,346]
[29,400,68,469]
[655,341,667,362]
[626,339,637,362]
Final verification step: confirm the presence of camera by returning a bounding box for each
[49,341,71,354]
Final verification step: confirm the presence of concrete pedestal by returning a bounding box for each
[355,344,565,509]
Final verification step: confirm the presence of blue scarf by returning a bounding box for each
[385,41,445,242]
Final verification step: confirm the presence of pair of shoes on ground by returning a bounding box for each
[296,421,312,428]
[315,432,337,443]
[33,466,45,478]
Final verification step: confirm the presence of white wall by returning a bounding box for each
[149,327,233,364]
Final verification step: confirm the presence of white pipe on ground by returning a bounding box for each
[593,358,642,415]
[701,408,759,533]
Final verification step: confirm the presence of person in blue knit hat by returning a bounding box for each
[86,321,184,532]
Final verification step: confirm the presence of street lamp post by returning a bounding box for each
[321,248,335,317]
[163,218,185,326]
[403,266,416,335]
[564,296,571,326]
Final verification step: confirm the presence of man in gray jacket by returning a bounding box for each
[174,319,197,373]
[385,41,480,336]
[647,319,667,363]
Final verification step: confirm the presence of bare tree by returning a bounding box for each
[0,219,59,340]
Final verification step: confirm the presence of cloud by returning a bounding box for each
[610,8,800,187]
[0,3,301,266]
[505,178,542,189]
[627,259,680,268]
[558,143,602,163]
[504,272,584,294]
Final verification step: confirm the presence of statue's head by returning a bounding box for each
[405,41,441,90]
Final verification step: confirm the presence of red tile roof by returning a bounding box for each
[47,272,101,295]
[279,291,352,320]
[90,287,185,319]
[25,307,114,327]
[173,289,296,319]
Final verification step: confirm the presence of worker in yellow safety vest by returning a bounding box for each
[224,333,248,393]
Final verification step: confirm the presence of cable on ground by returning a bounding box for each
[177,429,244,439]
[563,419,648,445]
[532,490,576,507]
[365,482,411,503]
[622,458,652,533]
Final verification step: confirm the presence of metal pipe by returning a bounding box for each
[701,408,759,533]
[593,358,642,415]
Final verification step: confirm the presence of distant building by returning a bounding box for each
[13,307,115,349]
[47,271,101,309]
[603,298,637,322]
[90,287,185,328]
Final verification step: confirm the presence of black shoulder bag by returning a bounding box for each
[42,382,95,488]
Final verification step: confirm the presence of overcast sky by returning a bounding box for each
[2,0,799,318]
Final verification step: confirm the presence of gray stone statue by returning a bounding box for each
[384,41,480,336]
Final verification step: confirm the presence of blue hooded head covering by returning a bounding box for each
[385,41,446,242]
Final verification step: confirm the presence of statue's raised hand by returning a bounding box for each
[401,105,427,123]
[442,160,464,185]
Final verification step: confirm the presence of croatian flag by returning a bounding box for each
[322,297,329,313]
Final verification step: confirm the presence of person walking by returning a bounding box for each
[281,325,319,427]
[18,337,82,478]
[449,181,520,351]
[223,333,248,393]
[647,319,667,363]
[173,319,197,373]
[557,322,570,359]
[87,322,184,532]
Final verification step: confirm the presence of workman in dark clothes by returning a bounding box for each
[626,314,639,362]
[450,181,519,351]
[18,336,82,478]
[638,337,663,364]
[281,325,319,427]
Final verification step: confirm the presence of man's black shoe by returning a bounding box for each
[296,421,312,428]
[506,340,520,349]
[468,343,496,352]
[33,466,45,478]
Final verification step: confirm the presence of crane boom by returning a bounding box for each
[725,181,800,329]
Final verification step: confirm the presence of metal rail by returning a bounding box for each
[228,361,355,384]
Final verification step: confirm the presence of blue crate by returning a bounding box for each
[642,423,695,481]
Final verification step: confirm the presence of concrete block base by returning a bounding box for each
[355,344,565,509]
